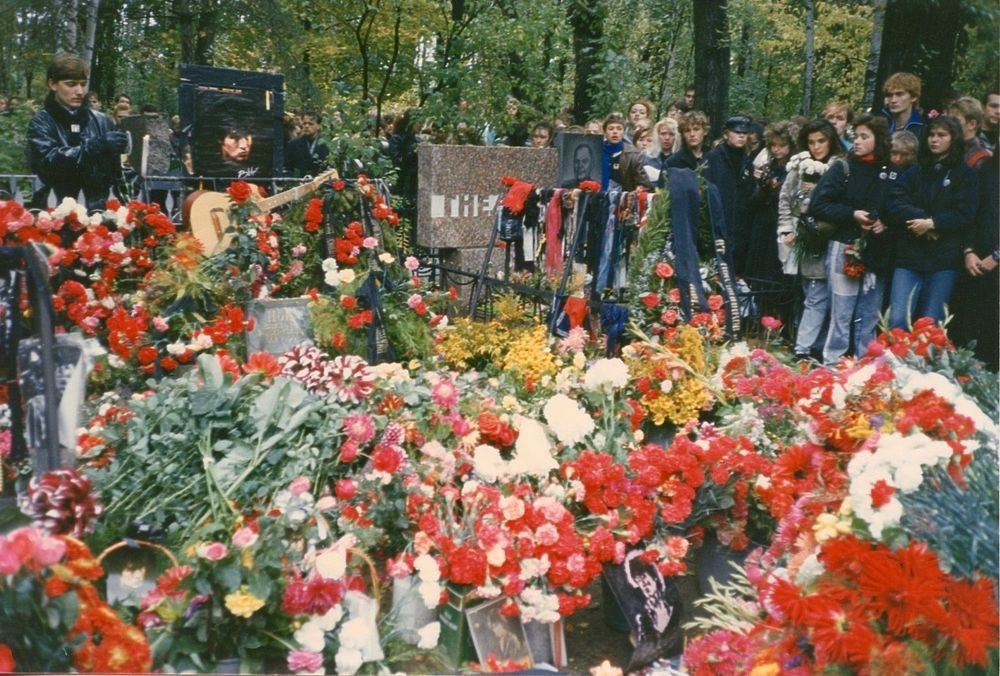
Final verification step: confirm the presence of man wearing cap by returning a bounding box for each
[27,53,128,221]
[704,114,755,276]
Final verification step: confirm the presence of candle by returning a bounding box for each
[141,134,149,176]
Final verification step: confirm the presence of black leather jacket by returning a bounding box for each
[27,93,122,212]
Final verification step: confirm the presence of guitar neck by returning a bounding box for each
[257,169,339,212]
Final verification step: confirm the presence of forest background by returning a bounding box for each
[0,0,997,176]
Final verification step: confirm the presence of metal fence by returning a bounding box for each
[0,174,324,225]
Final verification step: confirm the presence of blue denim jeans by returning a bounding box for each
[795,277,829,355]
[823,241,888,365]
[888,267,959,329]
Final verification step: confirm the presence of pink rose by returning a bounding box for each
[231,527,259,549]
[197,541,228,561]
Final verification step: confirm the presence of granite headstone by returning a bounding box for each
[416,144,558,249]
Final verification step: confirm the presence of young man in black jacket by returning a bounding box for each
[27,53,128,222]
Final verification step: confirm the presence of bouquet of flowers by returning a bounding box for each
[0,526,152,673]
[682,327,1000,674]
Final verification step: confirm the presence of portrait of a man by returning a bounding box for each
[191,86,275,179]
[603,548,683,672]
[558,132,602,188]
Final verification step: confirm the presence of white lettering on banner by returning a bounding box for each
[430,193,501,220]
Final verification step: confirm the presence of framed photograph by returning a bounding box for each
[179,65,284,180]
[556,132,602,189]
[602,548,683,671]
[465,596,533,669]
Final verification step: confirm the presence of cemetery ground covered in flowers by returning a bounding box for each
[0,179,997,675]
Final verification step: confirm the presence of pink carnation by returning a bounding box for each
[404,255,420,271]
[287,650,324,674]
[289,476,311,496]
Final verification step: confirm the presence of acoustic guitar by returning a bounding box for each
[183,168,340,255]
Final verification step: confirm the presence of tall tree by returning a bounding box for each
[876,0,964,113]
[567,0,606,123]
[692,0,730,136]
[801,0,816,116]
[863,0,888,111]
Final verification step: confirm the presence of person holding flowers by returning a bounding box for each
[776,118,845,360]
[808,113,894,365]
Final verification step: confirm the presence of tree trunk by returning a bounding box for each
[60,0,81,53]
[194,0,219,65]
[801,0,816,116]
[692,0,730,137]
[567,0,606,124]
[863,0,888,112]
[175,0,196,65]
[373,3,404,131]
[80,0,102,69]
[876,0,964,114]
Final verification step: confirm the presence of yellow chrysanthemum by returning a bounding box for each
[224,586,265,618]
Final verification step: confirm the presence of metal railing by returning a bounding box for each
[0,174,330,224]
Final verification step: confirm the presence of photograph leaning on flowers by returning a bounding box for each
[0,162,997,676]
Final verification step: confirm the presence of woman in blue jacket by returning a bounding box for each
[886,115,977,328]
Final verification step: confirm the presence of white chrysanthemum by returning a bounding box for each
[322,258,338,272]
[338,617,369,650]
[316,604,344,631]
[472,444,505,483]
[543,393,594,445]
[416,621,440,650]
[847,431,952,539]
[507,414,557,478]
[324,270,341,287]
[893,363,999,441]
[294,619,327,652]
[583,357,630,392]
[334,647,363,675]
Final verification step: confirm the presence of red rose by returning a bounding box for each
[654,262,674,279]
[227,181,254,204]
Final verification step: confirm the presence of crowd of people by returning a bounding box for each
[445,75,998,371]
[18,52,1000,370]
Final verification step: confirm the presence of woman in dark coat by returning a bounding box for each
[808,114,894,365]
[885,115,977,328]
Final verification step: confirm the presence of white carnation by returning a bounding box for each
[543,393,594,445]
[507,414,557,478]
[417,621,440,650]
[583,357,629,391]
[334,647,363,675]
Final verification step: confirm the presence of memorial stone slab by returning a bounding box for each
[416,144,558,249]
[245,298,313,356]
